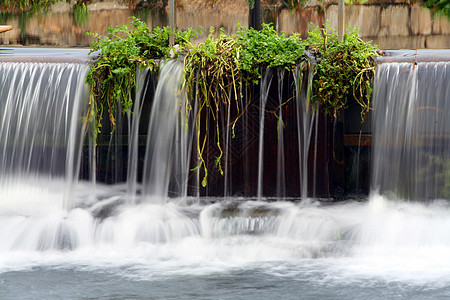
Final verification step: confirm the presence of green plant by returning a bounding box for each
[73,2,90,26]
[437,158,450,199]
[422,0,450,19]
[184,25,305,186]
[305,23,378,120]
[0,0,64,13]
[236,24,305,83]
[184,28,242,186]
[85,17,198,141]
[246,0,255,9]
[86,19,378,187]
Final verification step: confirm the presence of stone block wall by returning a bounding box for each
[0,0,448,49]
[279,1,450,49]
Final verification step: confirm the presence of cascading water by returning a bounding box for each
[256,70,274,198]
[294,62,316,201]
[276,69,286,198]
[142,59,192,203]
[0,62,89,210]
[126,68,150,203]
[1,52,450,299]
[372,61,450,200]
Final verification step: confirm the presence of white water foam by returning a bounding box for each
[1,191,450,286]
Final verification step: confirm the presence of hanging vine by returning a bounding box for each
[86,18,379,186]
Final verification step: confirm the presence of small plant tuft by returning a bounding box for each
[305,23,378,121]
[422,0,450,19]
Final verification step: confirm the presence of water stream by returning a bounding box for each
[294,62,316,201]
[372,62,450,200]
[257,69,274,199]
[0,57,449,299]
[0,62,89,211]
[141,60,189,203]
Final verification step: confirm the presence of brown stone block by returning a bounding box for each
[87,10,134,36]
[0,18,20,45]
[179,0,248,14]
[372,35,425,49]
[88,1,128,11]
[50,1,72,13]
[425,35,450,49]
[345,5,381,37]
[411,4,432,35]
[177,10,248,42]
[325,4,381,38]
[432,14,450,35]
[278,7,323,37]
[21,10,134,46]
[379,5,410,36]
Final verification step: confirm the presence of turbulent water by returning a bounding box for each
[2,191,450,299]
[1,58,450,299]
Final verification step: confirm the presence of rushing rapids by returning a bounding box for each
[0,52,450,299]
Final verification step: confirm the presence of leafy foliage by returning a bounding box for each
[184,29,241,185]
[184,25,305,186]
[0,0,140,13]
[422,0,450,19]
[305,23,378,120]
[236,24,305,83]
[0,0,63,13]
[85,17,198,140]
[73,2,90,27]
[86,18,378,186]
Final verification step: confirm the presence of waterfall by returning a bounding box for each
[294,62,315,201]
[126,68,150,204]
[0,57,327,207]
[0,62,89,210]
[372,62,450,200]
[257,69,274,199]
[134,61,321,200]
[276,68,286,199]
[3,52,450,299]
[223,88,233,198]
[141,60,190,203]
